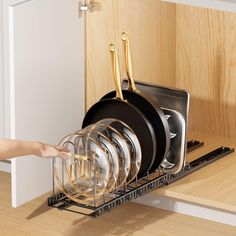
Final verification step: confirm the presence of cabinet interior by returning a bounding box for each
[86,0,236,139]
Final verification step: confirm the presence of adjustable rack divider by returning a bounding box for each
[48,140,234,217]
[187,140,204,153]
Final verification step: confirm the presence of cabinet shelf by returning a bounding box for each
[150,132,236,213]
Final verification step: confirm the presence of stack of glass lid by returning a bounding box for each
[54,118,142,203]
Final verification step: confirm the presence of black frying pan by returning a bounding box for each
[102,33,170,173]
[82,45,156,178]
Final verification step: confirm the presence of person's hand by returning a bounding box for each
[36,143,70,160]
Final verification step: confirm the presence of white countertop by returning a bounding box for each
[162,0,236,13]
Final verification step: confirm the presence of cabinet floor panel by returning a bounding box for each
[151,133,236,213]
[0,172,236,235]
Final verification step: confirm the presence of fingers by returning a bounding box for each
[55,145,70,153]
[54,145,71,160]
[57,152,71,160]
[35,143,71,160]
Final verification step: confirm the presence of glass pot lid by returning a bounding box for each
[96,119,142,184]
[78,125,119,193]
[54,132,110,200]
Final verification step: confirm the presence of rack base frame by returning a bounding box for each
[48,141,234,217]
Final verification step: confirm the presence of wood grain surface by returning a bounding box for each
[176,5,236,138]
[85,0,176,109]
[1,172,236,236]
[0,171,11,210]
[155,132,236,213]
[86,0,236,138]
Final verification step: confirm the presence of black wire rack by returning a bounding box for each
[48,140,234,217]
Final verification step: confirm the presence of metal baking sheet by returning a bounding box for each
[161,107,186,173]
[122,80,190,128]
[122,80,190,172]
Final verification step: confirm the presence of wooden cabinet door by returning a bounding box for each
[2,0,84,207]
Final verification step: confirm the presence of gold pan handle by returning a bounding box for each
[121,32,139,93]
[109,44,124,101]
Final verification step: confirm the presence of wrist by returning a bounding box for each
[32,142,44,156]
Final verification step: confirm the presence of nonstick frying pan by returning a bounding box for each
[102,33,170,174]
[82,44,157,178]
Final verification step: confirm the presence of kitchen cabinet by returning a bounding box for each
[0,0,84,207]
[85,0,236,225]
[86,0,236,139]
[1,0,235,226]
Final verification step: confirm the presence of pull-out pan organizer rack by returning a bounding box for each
[48,81,234,217]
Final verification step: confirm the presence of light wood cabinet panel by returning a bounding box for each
[176,5,236,138]
[86,1,236,138]
[85,0,176,109]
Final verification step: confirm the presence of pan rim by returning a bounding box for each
[82,98,157,178]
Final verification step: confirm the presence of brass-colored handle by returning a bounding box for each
[61,152,88,161]
[109,44,124,101]
[69,160,76,180]
[64,153,88,180]
[121,32,139,93]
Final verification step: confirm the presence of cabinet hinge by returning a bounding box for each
[79,1,96,17]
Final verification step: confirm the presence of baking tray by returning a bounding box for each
[122,80,190,172]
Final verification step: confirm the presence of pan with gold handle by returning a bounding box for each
[101,33,171,176]
[82,44,156,179]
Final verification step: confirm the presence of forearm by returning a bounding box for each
[0,139,42,160]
